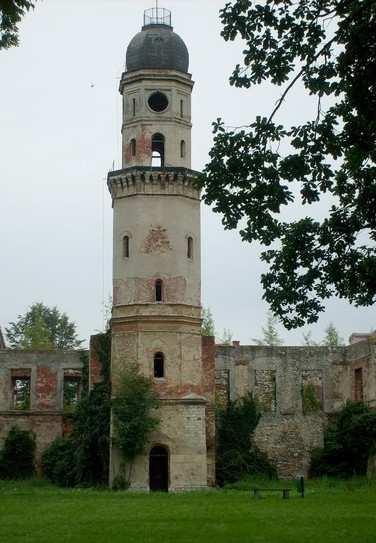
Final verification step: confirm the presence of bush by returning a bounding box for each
[216,394,276,486]
[310,401,376,477]
[41,437,76,486]
[0,426,35,479]
[42,383,111,487]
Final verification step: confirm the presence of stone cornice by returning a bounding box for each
[120,69,194,94]
[107,167,201,202]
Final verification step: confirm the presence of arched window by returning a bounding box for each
[123,235,130,258]
[132,98,136,117]
[155,279,163,302]
[152,133,165,168]
[154,352,164,379]
[187,236,193,259]
[180,99,184,118]
[130,138,136,157]
[180,140,186,158]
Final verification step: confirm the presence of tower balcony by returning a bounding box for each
[107,166,201,202]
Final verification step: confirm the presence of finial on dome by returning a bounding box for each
[143,6,172,29]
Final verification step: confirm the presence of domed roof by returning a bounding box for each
[126,24,189,74]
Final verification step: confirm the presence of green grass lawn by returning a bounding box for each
[0,478,375,543]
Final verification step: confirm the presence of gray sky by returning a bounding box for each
[1,0,374,346]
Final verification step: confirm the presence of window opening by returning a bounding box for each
[152,133,165,167]
[132,98,136,117]
[180,99,184,118]
[154,352,165,379]
[63,373,81,411]
[180,140,186,158]
[130,138,136,157]
[148,91,169,112]
[123,235,130,258]
[187,236,193,259]
[354,368,364,402]
[12,373,31,410]
[155,279,163,302]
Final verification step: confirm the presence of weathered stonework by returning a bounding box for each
[215,339,376,478]
[0,349,83,469]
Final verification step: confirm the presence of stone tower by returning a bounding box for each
[107,7,214,491]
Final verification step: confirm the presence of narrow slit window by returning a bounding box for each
[187,236,193,259]
[132,98,136,117]
[154,352,165,379]
[155,279,163,302]
[180,99,184,118]
[123,235,130,258]
[354,368,364,402]
[130,138,136,157]
[180,140,186,158]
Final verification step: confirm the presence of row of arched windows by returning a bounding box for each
[123,235,194,259]
[129,134,186,166]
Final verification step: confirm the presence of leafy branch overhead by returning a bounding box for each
[0,1,35,50]
[200,0,376,328]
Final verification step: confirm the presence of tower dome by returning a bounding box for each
[126,8,189,74]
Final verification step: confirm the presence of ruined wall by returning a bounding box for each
[215,339,376,479]
[0,349,84,469]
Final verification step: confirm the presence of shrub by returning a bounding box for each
[216,394,276,485]
[42,383,111,487]
[42,331,112,487]
[310,401,376,477]
[41,437,76,486]
[71,382,111,485]
[0,426,35,479]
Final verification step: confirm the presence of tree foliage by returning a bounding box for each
[42,333,111,487]
[0,0,35,50]
[216,393,276,485]
[253,312,284,346]
[0,426,35,479]
[202,307,215,337]
[322,322,344,346]
[112,367,160,483]
[218,328,233,345]
[6,303,82,350]
[310,401,376,477]
[201,0,376,329]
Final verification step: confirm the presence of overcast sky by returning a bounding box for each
[0,0,374,346]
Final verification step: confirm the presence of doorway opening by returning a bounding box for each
[149,445,169,492]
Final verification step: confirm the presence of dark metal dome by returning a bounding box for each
[126,12,189,74]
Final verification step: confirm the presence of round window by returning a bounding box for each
[148,91,169,112]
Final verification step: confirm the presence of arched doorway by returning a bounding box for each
[149,445,169,492]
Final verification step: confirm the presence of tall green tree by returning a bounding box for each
[112,367,160,485]
[200,0,376,329]
[218,328,233,345]
[6,303,82,349]
[0,1,35,50]
[322,323,344,347]
[202,307,215,337]
[253,313,284,346]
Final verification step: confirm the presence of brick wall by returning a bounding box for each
[0,349,84,469]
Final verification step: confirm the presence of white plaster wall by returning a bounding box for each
[113,192,201,307]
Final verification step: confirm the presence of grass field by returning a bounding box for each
[0,478,375,543]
